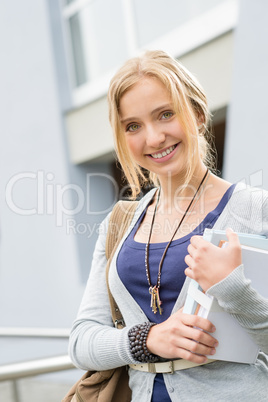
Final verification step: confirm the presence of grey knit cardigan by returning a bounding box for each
[69,182,268,402]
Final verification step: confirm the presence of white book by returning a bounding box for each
[183,229,268,364]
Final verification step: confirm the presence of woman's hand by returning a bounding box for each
[184,228,242,291]
[146,309,218,363]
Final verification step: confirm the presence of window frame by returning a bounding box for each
[62,0,239,109]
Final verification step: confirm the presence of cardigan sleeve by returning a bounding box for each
[206,192,268,355]
[207,264,268,354]
[68,213,137,371]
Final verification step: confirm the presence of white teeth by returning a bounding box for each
[151,145,176,159]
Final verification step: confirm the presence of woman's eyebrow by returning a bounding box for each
[120,116,139,124]
[150,104,172,115]
[120,104,172,124]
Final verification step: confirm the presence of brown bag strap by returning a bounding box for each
[105,200,138,329]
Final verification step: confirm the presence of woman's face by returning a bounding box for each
[119,77,190,180]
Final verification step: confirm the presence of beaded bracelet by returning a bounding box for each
[128,322,159,363]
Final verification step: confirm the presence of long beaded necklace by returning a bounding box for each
[145,169,209,315]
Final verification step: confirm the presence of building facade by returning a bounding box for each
[0,0,267,399]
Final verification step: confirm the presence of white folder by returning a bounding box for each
[183,229,268,364]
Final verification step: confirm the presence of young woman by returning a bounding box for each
[69,50,268,401]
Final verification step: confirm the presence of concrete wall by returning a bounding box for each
[179,32,234,113]
[0,0,115,383]
[223,0,268,189]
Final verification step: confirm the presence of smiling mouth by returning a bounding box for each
[150,144,178,159]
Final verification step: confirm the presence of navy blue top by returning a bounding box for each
[117,184,235,401]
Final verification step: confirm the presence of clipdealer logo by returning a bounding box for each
[5,171,119,228]
[5,169,265,236]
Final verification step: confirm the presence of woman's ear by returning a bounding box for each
[196,112,205,132]
[198,122,206,131]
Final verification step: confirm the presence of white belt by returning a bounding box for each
[129,359,215,374]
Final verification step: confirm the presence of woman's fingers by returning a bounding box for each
[185,229,242,290]
[181,312,216,334]
[190,235,204,248]
[180,325,218,347]
[176,349,209,364]
[176,316,218,354]
[187,243,196,256]
[175,336,217,357]
[146,311,218,361]
[163,334,216,363]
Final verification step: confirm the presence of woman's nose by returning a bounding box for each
[145,125,166,148]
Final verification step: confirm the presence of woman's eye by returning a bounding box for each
[127,124,139,132]
[161,112,173,120]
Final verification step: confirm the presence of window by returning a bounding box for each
[65,0,128,88]
[63,0,236,105]
[69,12,88,86]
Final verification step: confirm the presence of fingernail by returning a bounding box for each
[212,326,216,332]
[210,348,216,355]
[214,341,219,347]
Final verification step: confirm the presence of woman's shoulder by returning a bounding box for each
[209,174,268,204]
[221,181,268,235]
[232,181,268,205]
[113,187,157,214]
[104,187,157,242]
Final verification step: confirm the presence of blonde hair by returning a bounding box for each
[108,50,214,198]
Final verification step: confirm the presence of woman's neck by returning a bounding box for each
[156,164,209,213]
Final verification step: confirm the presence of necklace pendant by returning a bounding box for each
[149,286,162,315]
[156,287,163,315]
[149,286,157,314]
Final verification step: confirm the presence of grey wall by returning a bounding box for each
[0,0,116,380]
[0,0,79,330]
[223,0,268,189]
[47,0,117,283]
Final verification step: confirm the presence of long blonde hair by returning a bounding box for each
[108,50,214,198]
